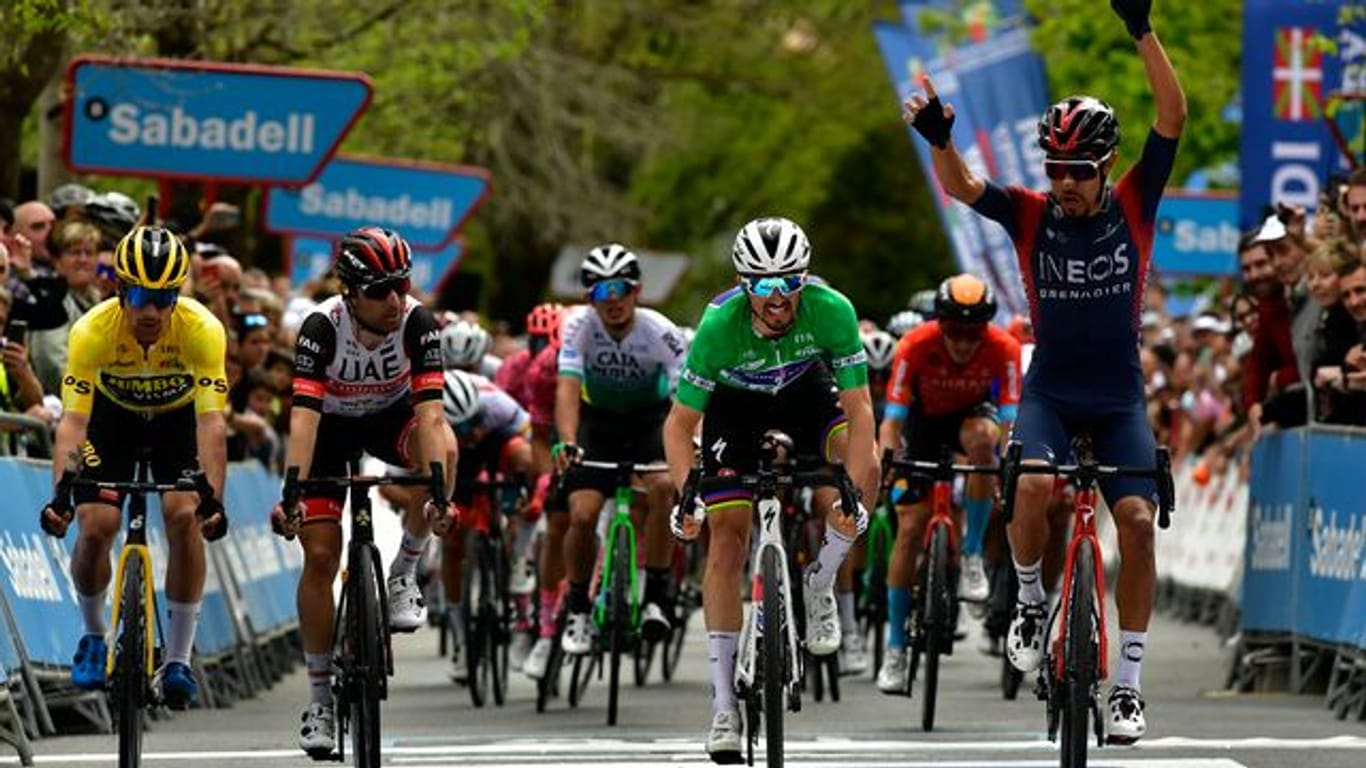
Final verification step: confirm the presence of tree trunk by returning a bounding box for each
[0,27,69,199]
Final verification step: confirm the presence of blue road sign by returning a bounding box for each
[1152,192,1241,276]
[265,156,490,251]
[289,236,464,296]
[65,56,372,184]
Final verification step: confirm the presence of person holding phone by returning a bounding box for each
[26,221,105,395]
[0,288,50,454]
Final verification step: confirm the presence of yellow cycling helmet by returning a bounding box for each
[114,226,190,289]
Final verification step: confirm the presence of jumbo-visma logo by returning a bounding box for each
[99,372,194,408]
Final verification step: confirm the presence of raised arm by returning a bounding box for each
[1112,0,1186,138]
[903,76,986,205]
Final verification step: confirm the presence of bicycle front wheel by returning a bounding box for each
[1060,540,1097,768]
[351,549,385,768]
[921,523,949,732]
[607,528,630,726]
[761,545,785,767]
[116,556,146,768]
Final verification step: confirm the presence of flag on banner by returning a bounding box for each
[1273,27,1326,122]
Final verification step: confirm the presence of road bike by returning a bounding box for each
[887,449,998,732]
[1001,437,1173,768]
[47,454,216,768]
[459,472,527,708]
[678,431,859,768]
[282,460,444,767]
[860,500,895,680]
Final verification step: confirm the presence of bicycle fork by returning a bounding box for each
[106,545,157,685]
[736,502,802,701]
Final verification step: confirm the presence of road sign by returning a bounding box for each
[1152,191,1240,276]
[289,236,464,296]
[265,156,490,251]
[64,56,372,184]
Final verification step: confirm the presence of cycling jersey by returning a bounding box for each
[494,347,534,408]
[526,343,559,428]
[291,295,443,416]
[884,321,1021,422]
[62,297,228,417]
[467,374,531,436]
[557,305,685,412]
[970,129,1177,409]
[676,280,866,411]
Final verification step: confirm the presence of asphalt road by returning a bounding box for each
[11,605,1365,768]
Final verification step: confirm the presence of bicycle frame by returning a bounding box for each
[576,459,668,634]
[1053,483,1109,681]
[106,526,157,685]
[736,494,803,694]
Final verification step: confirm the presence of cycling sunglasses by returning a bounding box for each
[1043,151,1112,182]
[359,276,411,300]
[588,278,637,303]
[941,321,986,341]
[740,272,807,298]
[121,284,180,310]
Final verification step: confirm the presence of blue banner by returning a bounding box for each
[1152,192,1240,276]
[265,156,490,251]
[1239,1,1361,228]
[65,56,372,185]
[1241,431,1302,635]
[290,236,464,297]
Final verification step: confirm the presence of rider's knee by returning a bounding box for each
[301,539,341,581]
[960,420,999,463]
[1014,474,1055,516]
[74,506,120,547]
[1113,498,1155,553]
[161,504,200,543]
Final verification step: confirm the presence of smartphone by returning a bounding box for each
[5,319,27,348]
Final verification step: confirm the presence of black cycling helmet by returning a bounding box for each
[335,226,412,286]
[934,274,997,324]
[1038,95,1120,158]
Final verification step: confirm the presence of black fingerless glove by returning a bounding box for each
[912,97,955,150]
[1110,0,1152,41]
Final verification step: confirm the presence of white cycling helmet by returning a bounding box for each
[580,243,641,287]
[861,330,896,372]
[442,369,482,424]
[886,310,925,338]
[440,320,492,369]
[731,216,811,275]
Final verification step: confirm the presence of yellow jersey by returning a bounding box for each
[62,297,229,417]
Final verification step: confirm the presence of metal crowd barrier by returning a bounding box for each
[0,459,302,764]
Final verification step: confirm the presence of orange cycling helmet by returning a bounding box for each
[526,302,564,338]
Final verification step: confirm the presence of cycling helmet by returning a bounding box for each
[731,217,811,275]
[335,226,412,286]
[908,289,938,318]
[1038,95,1120,158]
[441,319,492,368]
[86,191,142,229]
[861,330,897,372]
[580,244,641,287]
[442,369,483,424]
[48,183,94,216]
[935,274,997,323]
[114,226,190,289]
[886,310,924,338]
[526,302,564,338]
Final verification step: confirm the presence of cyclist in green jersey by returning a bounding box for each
[665,217,879,764]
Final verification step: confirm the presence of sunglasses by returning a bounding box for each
[121,285,179,310]
[740,272,807,298]
[588,278,637,303]
[941,321,986,341]
[240,313,268,330]
[359,277,411,300]
[1043,152,1111,182]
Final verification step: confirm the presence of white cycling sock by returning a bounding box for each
[78,588,108,636]
[164,600,200,666]
[389,532,429,578]
[1117,630,1146,691]
[837,589,857,635]
[708,631,739,716]
[1013,557,1046,605]
[806,526,854,593]
[305,652,333,706]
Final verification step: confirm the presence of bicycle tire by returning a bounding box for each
[1061,541,1096,768]
[809,650,824,702]
[869,560,887,679]
[351,548,384,768]
[116,556,145,768]
[922,524,948,732]
[761,546,785,768]
[607,529,630,726]
[536,638,563,713]
[465,548,490,708]
[662,599,689,682]
[490,545,510,707]
[569,652,594,708]
[634,638,656,687]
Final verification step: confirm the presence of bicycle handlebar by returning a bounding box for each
[677,463,860,524]
[574,459,670,474]
[1000,441,1174,530]
[282,462,446,536]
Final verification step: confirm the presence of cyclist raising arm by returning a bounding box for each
[272,227,456,757]
[903,0,1184,744]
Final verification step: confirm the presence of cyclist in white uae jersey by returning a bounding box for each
[270,227,457,758]
[552,244,687,661]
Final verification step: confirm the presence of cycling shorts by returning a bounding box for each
[700,364,846,509]
[303,401,419,523]
[904,401,999,462]
[455,428,528,506]
[1010,388,1157,508]
[561,401,669,496]
[74,392,198,507]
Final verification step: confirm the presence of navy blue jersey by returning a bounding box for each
[971,129,1178,411]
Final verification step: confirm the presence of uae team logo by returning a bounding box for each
[1273,27,1324,122]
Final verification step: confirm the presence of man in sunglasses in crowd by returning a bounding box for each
[40,225,230,709]
[902,0,1184,744]
[664,217,880,763]
[552,244,686,660]
[271,226,457,757]
[874,274,1020,693]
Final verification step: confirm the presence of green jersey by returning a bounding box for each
[676,280,868,411]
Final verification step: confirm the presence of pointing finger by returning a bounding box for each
[921,74,938,100]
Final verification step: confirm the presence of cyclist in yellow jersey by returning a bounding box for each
[40,226,229,709]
